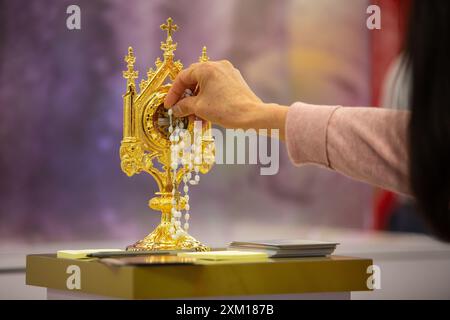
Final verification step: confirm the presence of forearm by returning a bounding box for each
[285,102,411,195]
[245,102,289,140]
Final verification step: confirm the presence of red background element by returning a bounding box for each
[370,0,411,106]
[371,0,411,229]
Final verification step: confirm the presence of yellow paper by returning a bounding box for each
[56,249,122,259]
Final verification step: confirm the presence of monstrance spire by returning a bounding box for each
[160,17,178,59]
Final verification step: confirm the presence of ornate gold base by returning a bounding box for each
[126,221,209,252]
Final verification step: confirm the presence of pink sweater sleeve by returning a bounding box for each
[285,102,411,195]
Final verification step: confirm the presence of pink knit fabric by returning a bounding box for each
[285,102,411,195]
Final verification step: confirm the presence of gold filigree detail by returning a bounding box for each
[199,46,209,63]
[174,60,183,72]
[147,67,155,79]
[139,79,148,92]
[123,47,139,89]
[155,57,163,69]
[119,139,144,177]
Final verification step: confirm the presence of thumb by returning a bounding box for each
[172,96,198,117]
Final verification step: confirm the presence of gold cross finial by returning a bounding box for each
[160,18,178,59]
[160,17,178,39]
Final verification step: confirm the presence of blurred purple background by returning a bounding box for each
[0,0,373,245]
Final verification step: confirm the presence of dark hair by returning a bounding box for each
[405,0,450,241]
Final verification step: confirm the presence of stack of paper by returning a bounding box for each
[228,239,339,258]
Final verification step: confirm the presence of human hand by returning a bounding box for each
[164,60,287,137]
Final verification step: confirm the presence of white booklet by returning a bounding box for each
[228,239,339,258]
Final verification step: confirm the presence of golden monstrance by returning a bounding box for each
[120,18,215,251]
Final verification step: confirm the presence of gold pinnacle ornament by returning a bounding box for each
[120,18,215,251]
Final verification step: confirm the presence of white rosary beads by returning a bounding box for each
[168,89,203,239]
